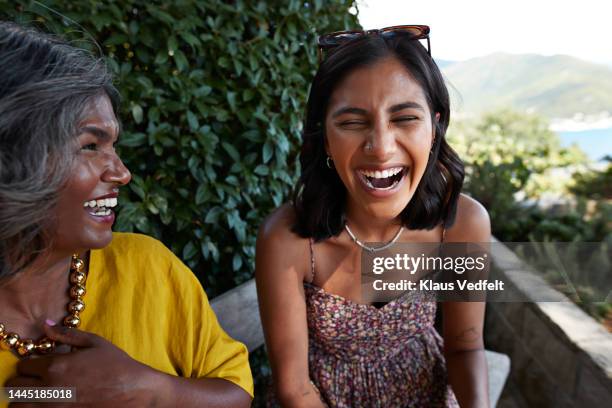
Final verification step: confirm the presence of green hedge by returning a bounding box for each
[1,0,360,296]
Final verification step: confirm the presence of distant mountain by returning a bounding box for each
[441,53,612,120]
[434,59,456,69]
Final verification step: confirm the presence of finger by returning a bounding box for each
[15,355,54,378]
[43,322,98,348]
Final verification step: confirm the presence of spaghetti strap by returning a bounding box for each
[308,237,316,283]
[441,225,446,243]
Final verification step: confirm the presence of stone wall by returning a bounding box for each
[486,241,612,407]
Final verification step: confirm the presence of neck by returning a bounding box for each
[0,250,77,322]
[344,205,403,243]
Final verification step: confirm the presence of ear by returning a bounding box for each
[435,112,441,122]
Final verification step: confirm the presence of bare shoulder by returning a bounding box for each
[445,194,491,242]
[258,203,302,246]
[256,203,310,280]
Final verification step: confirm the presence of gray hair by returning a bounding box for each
[0,21,120,279]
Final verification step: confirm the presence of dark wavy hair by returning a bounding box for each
[292,33,464,241]
[0,21,120,279]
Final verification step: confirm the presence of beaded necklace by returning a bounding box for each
[0,254,87,357]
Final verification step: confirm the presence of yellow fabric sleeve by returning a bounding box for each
[0,232,253,404]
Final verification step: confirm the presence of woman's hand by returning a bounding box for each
[6,323,158,407]
[6,323,252,407]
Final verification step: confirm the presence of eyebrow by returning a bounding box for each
[331,101,425,118]
[79,125,118,142]
[331,107,367,118]
[389,101,425,113]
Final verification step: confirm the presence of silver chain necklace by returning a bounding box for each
[344,224,404,253]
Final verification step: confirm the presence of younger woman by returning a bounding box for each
[257,26,490,407]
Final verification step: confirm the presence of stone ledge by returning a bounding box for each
[487,239,612,406]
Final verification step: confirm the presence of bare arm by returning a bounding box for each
[255,206,326,408]
[148,375,252,407]
[442,302,489,408]
[8,325,252,408]
[442,195,491,408]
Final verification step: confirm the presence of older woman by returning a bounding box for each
[0,22,252,407]
[257,26,490,407]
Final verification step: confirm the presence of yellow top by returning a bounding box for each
[0,233,253,405]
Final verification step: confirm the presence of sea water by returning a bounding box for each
[558,127,612,162]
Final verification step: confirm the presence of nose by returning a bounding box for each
[365,121,397,160]
[103,153,131,186]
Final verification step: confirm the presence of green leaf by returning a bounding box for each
[222,142,240,162]
[104,33,128,46]
[136,76,153,89]
[232,253,243,271]
[187,110,199,130]
[119,132,146,147]
[167,36,178,52]
[180,32,201,47]
[193,85,212,98]
[263,141,273,163]
[243,89,255,102]
[204,206,224,224]
[227,92,237,112]
[131,104,143,124]
[151,195,168,213]
[183,241,198,260]
[254,165,269,176]
[195,184,209,205]
[173,50,189,72]
[218,57,230,68]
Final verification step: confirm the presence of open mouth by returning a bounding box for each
[358,167,407,191]
[83,197,118,217]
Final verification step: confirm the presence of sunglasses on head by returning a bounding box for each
[317,25,431,62]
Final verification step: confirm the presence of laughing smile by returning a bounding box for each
[357,166,408,191]
[83,197,118,217]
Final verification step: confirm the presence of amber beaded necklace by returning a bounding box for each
[0,254,87,357]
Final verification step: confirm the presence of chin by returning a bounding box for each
[365,201,406,221]
[80,231,114,250]
[382,193,415,218]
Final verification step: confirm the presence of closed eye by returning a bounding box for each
[338,120,368,129]
[392,116,418,123]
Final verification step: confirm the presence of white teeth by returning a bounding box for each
[92,208,111,216]
[83,197,118,208]
[83,200,97,208]
[360,167,403,179]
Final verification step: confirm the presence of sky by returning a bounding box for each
[356,0,612,66]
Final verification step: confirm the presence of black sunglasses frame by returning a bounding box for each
[317,25,431,62]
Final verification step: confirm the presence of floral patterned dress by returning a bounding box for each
[304,282,459,407]
[266,236,459,407]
